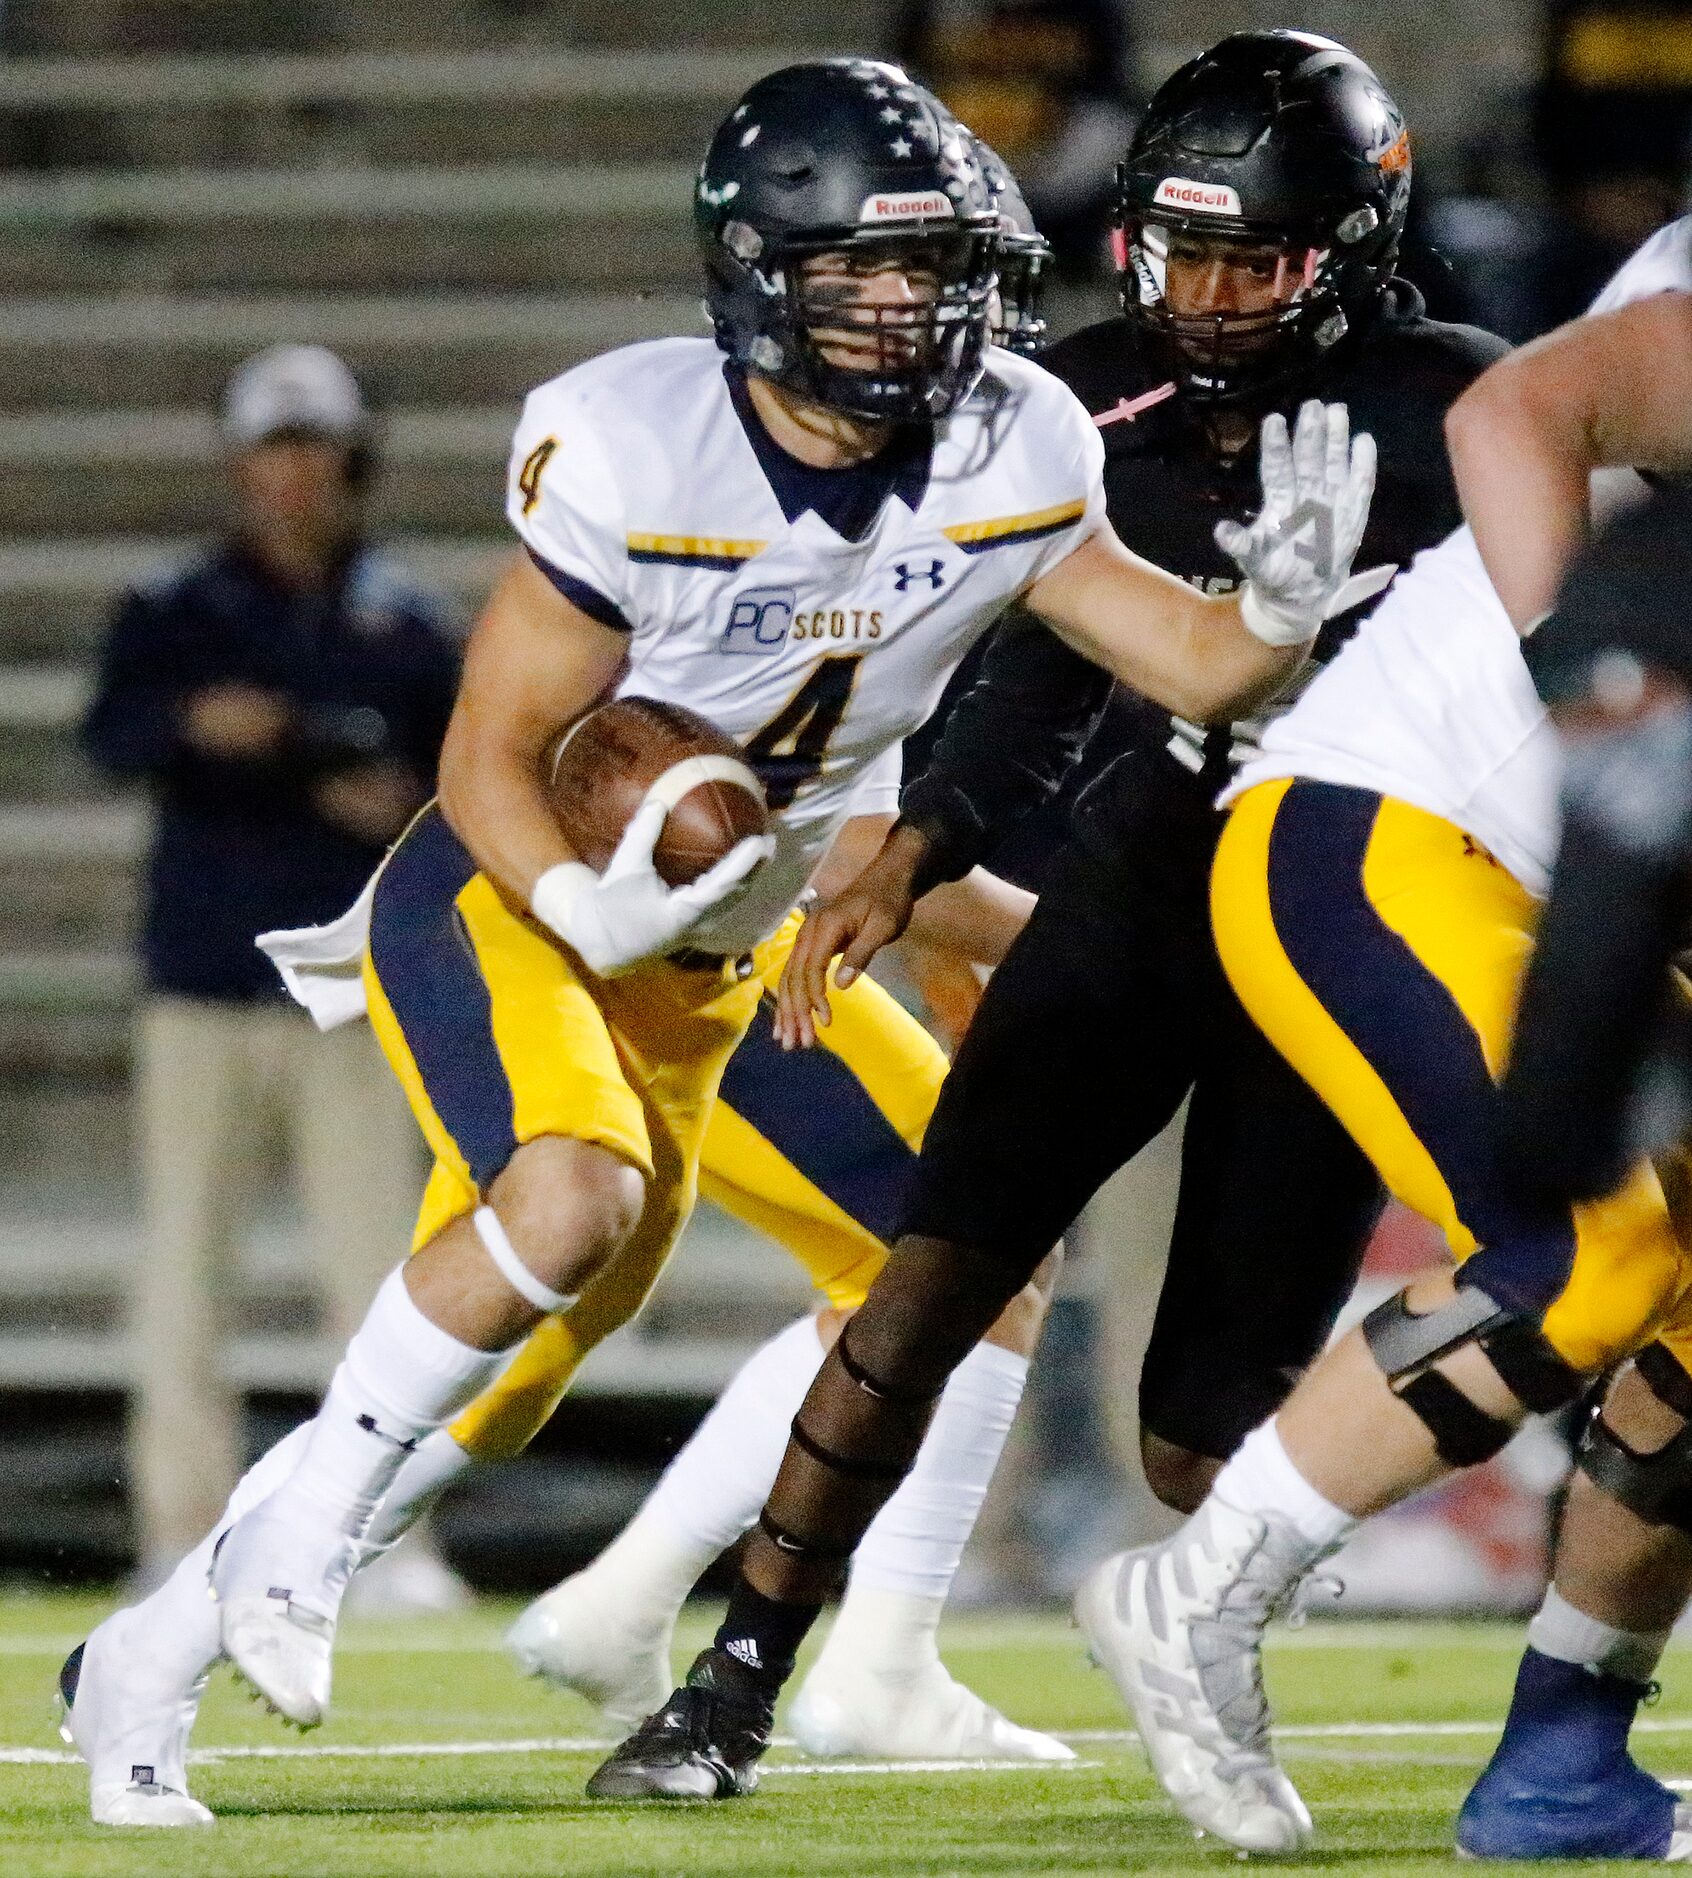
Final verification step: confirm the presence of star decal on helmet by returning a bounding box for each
[880,106,903,124]
[889,137,913,157]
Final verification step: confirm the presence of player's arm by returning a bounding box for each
[1446,293,1692,628]
[439,554,769,976]
[897,613,1112,888]
[1023,399,1376,723]
[774,620,1094,1044]
[436,552,627,900]
[809,812,1032,963]
[1022,524,1303,722]
[776,813,1032,1046]
[777,401,1376,1042]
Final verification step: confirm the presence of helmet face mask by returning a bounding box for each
[1126,217,1352,402]
[990,234,1051,353]
[746,223,999,423]
[1114,29,1410,407]
[696,60,1000,425]
[968,133,1053,356]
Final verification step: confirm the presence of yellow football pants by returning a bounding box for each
[1211,778,1692,1377]
[363,807,946,1462]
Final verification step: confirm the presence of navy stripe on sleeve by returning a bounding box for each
[366,806,519,1191]
[524,546,632,633]
[1264,779,1578,1313]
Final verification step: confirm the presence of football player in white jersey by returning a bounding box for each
[498,134,1075,1768]
[1060,218,1692,1859]
[1443,220,1692,1864]
[61,57,1374,1821]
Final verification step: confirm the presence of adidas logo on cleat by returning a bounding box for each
[724,1638,762,1671]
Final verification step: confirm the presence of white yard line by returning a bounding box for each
[0,1737,1102,1774]
[6,1715,1692,1770]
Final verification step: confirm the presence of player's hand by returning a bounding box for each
[1218,399,1377,646]
[531,797,774,977]
[775,836,924,1049]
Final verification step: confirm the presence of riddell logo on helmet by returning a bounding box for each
[859,190,954,222]
[1153,177,1242,215]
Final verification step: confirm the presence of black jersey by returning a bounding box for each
[900,283,1509,878]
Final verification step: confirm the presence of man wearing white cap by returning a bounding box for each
[82,343,465,1594]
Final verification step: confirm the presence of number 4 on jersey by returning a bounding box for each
[744,656,863,810]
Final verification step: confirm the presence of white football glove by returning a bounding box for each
[531,797,775,977]
[1218,399,1378,647]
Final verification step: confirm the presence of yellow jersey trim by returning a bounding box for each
[627,532,767,571]
[942,498,1088,554]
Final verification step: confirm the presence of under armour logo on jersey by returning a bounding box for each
[893,559,945,592]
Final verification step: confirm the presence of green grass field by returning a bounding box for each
[1,1596,1686,1875]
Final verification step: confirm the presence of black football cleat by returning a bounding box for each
[586,1648,775,1800]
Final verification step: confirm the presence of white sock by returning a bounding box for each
[571,1500,724,1622]
[1529,1584,1671,1684]
[364,1427,475,1554]
[644,1313,828,1554]
[269,1265,509,1538]
[1213,1418,1357,1549]
[848,1341,1028,1604]
[117,1419,316,1686]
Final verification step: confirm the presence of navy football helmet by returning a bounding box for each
[696,60,1000,422]
[970,135,1052,355]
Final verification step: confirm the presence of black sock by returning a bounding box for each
[711,1579,822,1691]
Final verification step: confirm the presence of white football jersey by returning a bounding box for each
[1226,216,1692,895]
[508,335,1105,950]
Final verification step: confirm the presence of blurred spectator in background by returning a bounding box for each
[81,345,462,1596]
[1428,0,1691,337]
[1533,0,1692,312]
[892,0,1139,281]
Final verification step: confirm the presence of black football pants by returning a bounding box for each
[903,793,1384,1460]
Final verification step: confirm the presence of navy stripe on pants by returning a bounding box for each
[1265,780,1577,1314]
[716,996,917,1247]
[367,807,519,1192]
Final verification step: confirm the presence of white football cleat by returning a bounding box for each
[211,1498,358,1729]
[789,1653,1075,1763]
[59,1613,214,1828]
[506,1563,675,1730]
[1074,1497,1323,1854]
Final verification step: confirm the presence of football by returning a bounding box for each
[544,695,769,887]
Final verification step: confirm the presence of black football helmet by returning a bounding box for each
[1116,30,1412,404]
[970,135,1052,356]
[696,60,1000,423]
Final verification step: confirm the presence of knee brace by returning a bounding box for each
[1576,1344,1692,1535]
[1363,1281,1584,1466]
